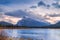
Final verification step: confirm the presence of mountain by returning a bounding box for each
[16,18,50,27]
[54,22,60,27]
[0,5,59,27]
[0,21,13,26]
[44,21,60,27]
[51,22,60,27]
[5,9,51,25]
[0,0,60,27]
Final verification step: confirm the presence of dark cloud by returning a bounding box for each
[38,1,46,6]
[49,14,60,17]
[52,2,60,8]
[30,6,37,8]
[5,10,28,18]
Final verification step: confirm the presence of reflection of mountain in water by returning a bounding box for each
[3,29,48,40]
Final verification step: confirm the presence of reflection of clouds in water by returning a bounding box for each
[0,29,47,40]
[3,29,48,40]
[12,30,18,37]
[47,29,60,40]
[0,29,60,40]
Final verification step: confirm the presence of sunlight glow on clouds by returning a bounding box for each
[26,6,60,24]
[0,13,23,24]
[0,0,60,25]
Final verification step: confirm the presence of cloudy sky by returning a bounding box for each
[0,0,59,11]
[0,0,60,25]
[0,0,38,4]
[0,0,59,12]
[0,0,57,10]
[0,0,40,10]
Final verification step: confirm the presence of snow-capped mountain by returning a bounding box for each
[16,18,50,27]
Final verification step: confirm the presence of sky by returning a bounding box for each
[0,0,59,11]
[0,0,59,12]
[0,0,38,4]
[0,0,60,11]
[0,0,60,40]
[0,0,60,25]
[0,0,40,12]
[0,0,39,8]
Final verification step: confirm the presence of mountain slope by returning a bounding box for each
[46,22,60,27]
[16,18,50,27]
[0,21,13,26]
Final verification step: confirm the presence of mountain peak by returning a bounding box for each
[16,18,50,27]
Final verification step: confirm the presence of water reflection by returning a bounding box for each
[0,29,60,40]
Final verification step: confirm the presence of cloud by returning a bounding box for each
[0,8,3,12]
[0,14,23,24]
[48,14,60,17]
[52,2,60,8]
[30,6,37,8]
[5,10,28,18]
[27,4,60,24]
[38,1,46,6]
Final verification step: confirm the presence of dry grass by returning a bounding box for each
[0,37,33,40]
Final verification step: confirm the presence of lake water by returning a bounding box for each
[0,29,60,40]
